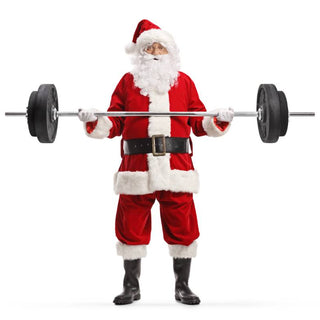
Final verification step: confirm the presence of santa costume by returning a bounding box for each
[81,19,232,305]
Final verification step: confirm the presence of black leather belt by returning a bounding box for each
[123,135,189,156]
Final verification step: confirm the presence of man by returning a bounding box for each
[78,20,234,305]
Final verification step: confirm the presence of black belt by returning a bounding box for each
[123,135,189,156]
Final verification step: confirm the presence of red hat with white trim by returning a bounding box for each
[125,19,177,54]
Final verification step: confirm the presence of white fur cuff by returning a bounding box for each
[116,242,147,260]
[202,116,230,137]
[85,115,113,139]
[168,241,198,258]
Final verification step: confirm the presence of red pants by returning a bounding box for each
[115,191,200,246]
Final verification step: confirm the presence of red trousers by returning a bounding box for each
[115,191,200,246]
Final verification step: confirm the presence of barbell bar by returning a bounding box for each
[4,111,315,117]
[5,111,258,117]
[4,83,315,143]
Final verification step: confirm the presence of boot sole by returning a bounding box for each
[175,294,200,305]
[113,293,141,305]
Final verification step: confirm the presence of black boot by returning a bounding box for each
[113,259,141,305]
[173,258,200,305]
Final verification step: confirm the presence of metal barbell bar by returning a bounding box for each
[5,111,316,117]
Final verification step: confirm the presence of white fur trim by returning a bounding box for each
[125,42,136,54]
[126,29,177,55]
[113,169,199,195]
[124,29,175,55]
[202,116,230,137]
[169,241,198,258]
[147,153,171,191]
[116,242,147,260]
[146,91,172,192]
[85,115,113,139]
[114,171,150,195]
[169,169,199,193]
[137,29,175,50]
[148,91,171,136]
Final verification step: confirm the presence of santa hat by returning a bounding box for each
[125,19,177,54]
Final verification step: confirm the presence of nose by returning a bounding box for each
[149,47,159,55]
[153,47,161,55]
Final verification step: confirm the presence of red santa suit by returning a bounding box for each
[85,72,230,259]
[84,20,231,260]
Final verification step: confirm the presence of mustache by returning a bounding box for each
[141,53,166,62]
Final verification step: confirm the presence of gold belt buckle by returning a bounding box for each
[151,134,166,156]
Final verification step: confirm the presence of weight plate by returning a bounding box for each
[257,84,281,143]
[278,91,289,137]
[34,84,59,143]
[27,91,38,137]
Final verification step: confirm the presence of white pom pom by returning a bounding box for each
[125,42,136,54]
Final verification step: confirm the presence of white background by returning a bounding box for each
[0,0,319,319]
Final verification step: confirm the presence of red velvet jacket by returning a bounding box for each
[86,72,230,195]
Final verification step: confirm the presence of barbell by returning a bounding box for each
[5,84,315,143]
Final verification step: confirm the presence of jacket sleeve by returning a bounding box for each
[187,77,230,137]
[85,75,127,139]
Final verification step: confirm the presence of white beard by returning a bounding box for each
[131,52,180,96]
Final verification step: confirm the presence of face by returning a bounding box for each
[145,42,168,55]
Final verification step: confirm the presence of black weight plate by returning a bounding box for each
[278,91,289,137]
[34,84,59,143]
[27,91,38,137]
[257,84,281,143]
